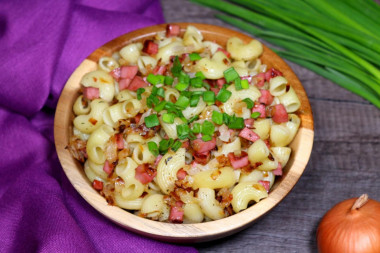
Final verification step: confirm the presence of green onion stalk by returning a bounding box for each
[191,0,380,109]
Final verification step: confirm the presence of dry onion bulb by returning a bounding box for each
[317,194,380,253]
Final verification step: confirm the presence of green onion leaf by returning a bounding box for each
[175,82,189,91]
[190,77,204,88]
[147,141,159,156]
[144,114,160,128]
[171,56,182,77]
[190,94,201,107]
[216,88,232,103]
[157,87,165,98]
[203,91,216,104]
[241,79,250,89]
[228,116,244,129]
[242,98,254,109]
[163,113,175,124]
[212,111,223,125]
[234,78,242,90]
[202,120,215,135]
[224,67,240,83]
[202,81,211,90]
[175,95,190,109]
[251,111,261,119]
[154,101,167,112]
[164,76,174,85]
[189,53,202,61]
[223,113,230,125]
[201,134,212,142]
[176,124,190,140]
[136,88,145,100]
[188,115,199,124]
[171,140,182,151]
[195,71,206,80]
[192,123,202,133]
[147,74,159,85]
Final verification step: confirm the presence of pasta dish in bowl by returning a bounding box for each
[54,23,313,242]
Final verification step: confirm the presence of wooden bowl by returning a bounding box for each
[54,23,314,243]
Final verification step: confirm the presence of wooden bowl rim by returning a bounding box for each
[54,23,314,243]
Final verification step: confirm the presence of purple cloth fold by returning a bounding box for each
[0,1,197,252]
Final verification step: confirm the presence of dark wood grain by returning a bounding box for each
[161,0,380,252]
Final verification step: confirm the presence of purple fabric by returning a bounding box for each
[0,1,197,252]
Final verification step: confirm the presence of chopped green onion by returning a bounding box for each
[154,101,167,112]
[180,116,188,124]
[228,116,244,129]
[175,95,190,109]
[212,111,223,125]
[203,81,211,90]
[188,115,199,124]
[175,82,189,91]
[191,91,204,96]
[190,77,203,88]
[203,91,215,104]
[144,114,160,128]
[216,88,232,103]
[176,124,190,140]
[189,53,202,61]
[164,76,174,85]
[223,113,230,125]
[188,131,197,140]
[234,78,242,90]
[242,98,254,109]
[195,71,206,80]
[190,94,201,107]
[147,95,160,108]
[180,91,192,98]
[171,140,182,151]
[151,86,158,96]
[136,88,145,100]
[224,67,240,83]
[179,71,190,84]
[202,120,215,135]
[147,141,159,156]
[147,74,160,85]
[171,56,182,77]
[157,87,165,98]
[201,134,212,142]
[159,138,173,154]
[241,79,250,89]
[251,112,261,119]
[163,113,175,124]
[192,123,202,133]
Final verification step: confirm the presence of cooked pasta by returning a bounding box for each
[68,24,301,224]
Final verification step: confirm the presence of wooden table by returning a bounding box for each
[161,1,380,252]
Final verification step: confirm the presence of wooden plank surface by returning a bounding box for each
[161,1,380,252]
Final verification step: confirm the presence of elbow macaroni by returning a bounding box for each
[68,24,302,223]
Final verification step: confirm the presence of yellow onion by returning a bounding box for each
[317,194,380,253]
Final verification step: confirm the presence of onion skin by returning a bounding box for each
[317,195,380,253]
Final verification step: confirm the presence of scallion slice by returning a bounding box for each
[176,124,190,139]
[144,114,160,128]
[147,74,159,85]
[203,91,215,104]
[224,67,240,83]
[157,87,165,98]
[175,82,189,91]
[189,53,201,61]
[136,88,145,100]
[192,123,202,133]
[164,76,174,85]
[190,94,201,107]
[163,113,175,124]
[171,56,182,77]
[242,98,254,109]
[228,116,244,129]
[212,111,223,125]
[241,79,250,89]
[201,134,212,142]
[175,95,190,109]
[251,111,261,119]
[216,88,232,103]
[234,78,242,90]
[188,115,199,124]
[202,120,215,135]
[147,141,159,156]
[190,77,203,88]
[171,140,182,151]
[195,71,206,80]
[154,101,167,112]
